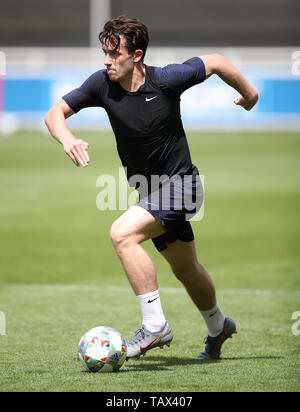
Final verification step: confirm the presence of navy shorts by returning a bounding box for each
[136,168,203,251]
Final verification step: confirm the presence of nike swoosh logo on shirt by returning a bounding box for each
[145,96,158,102]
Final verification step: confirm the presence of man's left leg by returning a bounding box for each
[160,239,224,332]
[160,239,237,359]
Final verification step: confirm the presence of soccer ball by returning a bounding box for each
[78,326,127,373]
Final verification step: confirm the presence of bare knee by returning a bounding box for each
[110,223,126,248]
[110,222,137,258]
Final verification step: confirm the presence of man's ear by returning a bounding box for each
[133,49,144,63]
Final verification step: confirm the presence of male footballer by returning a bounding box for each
[45,16,258,360]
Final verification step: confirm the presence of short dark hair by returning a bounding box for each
[99,15,149,62]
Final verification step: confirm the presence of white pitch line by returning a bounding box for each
[1,284,300,297]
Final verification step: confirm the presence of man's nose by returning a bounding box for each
[104,54,112,66]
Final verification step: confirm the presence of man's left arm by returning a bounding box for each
[200,54,259,111]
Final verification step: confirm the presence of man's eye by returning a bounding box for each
[103,50,118,58]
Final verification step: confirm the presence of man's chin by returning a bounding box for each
[107,71,119,81]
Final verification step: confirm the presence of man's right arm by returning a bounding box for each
[44,98,89,168]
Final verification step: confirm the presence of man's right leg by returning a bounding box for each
[110,206,173,358]
[110,205,164,295]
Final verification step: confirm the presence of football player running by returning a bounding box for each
[45,16,258,360]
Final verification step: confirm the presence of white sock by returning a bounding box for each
[200,302,226,337]
[136,290,166,332]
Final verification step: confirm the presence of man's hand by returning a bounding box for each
[62,137,90,167]
[45,99,90,168]
[234,94,258,111]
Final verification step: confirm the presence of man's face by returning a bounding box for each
[102,36,136,82]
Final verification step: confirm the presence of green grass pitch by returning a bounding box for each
[0,130,299,392]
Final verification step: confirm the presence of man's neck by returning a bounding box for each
[119,63,146,92]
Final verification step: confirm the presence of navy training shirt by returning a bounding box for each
[62,57,206,187]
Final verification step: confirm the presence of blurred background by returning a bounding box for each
[0,0,299,133]
[0,2,300,392]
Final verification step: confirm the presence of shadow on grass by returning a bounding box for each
[122,354,284,372]
[78,354,284,374]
